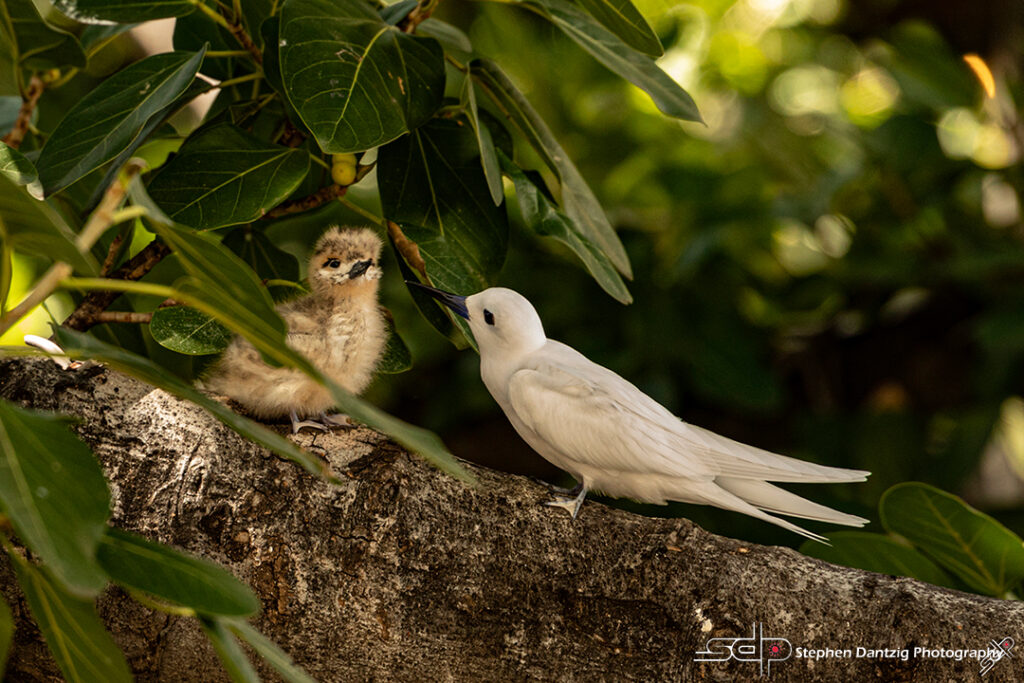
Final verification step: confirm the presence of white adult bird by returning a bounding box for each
[409,283,869,542]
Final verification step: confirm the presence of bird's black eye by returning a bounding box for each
[483,309,495,326]
[323,258,341,269]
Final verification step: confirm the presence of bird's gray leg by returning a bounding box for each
[544,483,587,519]
[290,409,330,434]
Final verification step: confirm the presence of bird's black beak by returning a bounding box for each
[406,281,469,319]
[348,259,372,279]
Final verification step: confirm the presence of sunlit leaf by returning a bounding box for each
[500,151,630,303]
[0,400,110,596]
[880,482,1024,596]
[200,617,260,683]
[471,59,631,277]
[54,0,195,23]
[36,49,205,195]
[98,527,260,616]
[279,0,445,152]
[150,306,233,355]
[227,619,317,683]
[461,77,503,206]
[12,558,131,682]
[147,124,310,231]
[574,0,661,56]
[519,0,698,121]
[800,531,957,589]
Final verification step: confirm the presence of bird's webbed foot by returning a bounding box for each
[319,412,353,428]
[289,410,355,434]
[544,483,587,519]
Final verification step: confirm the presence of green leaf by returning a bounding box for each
[150,305,233,355]
[574,0,661,57]
[174,6,238,81]
[11,558,131,683]
[0,140,38,186]
[0,593,12,674]
[279,0,445,153]
[36,49,205,196]
[147,124,310,231]
[200,617,260,683]
[54,0,195,23]
[519,0,699,121]
[4,0,86,70]
[460,77,503,207]
[222,226,301,282]
[879,482,1024,596]
[0,175,96,272]
[500,151,631,303]
[52,325,334,480]
[416,18,472,59]
[0,400,110,596]
[378,117,509,337]
[378,313,411,374]
[98,527,260,616]
[471,59,632,278]
[227,619,317,683]
[800,531,957,589]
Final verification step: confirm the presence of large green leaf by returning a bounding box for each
[0,139,37,186]
[880,482,1024,596]
[201,617,261,682]
[52,326,333,479]
[147,124,310,231]
[97,527,260,616]
[227,619,316,683]
[0,593,11,673]
[3,0,85,70]
[11,558,131,683]
[279,0,445,153]
[378,117,508,313]
[150,305,233,355]
[800,531,957,589]
[377,313,411,374]
[222,226,301,282]
[574,0,661,56]
[54,0,195,23]
[0,174,95,273]
[0,401,110,596]
[500,151,630,303]
[519,0,699,122]
[471,59,631,277]
[36,49,205,196]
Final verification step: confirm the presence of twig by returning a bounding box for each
[61,240,172,332]
[2,74,44,149]
[191,0,263,65]
[99,231,128,276]
[0,161,145,336]
[94,311,153,324]
[266,184,348,218]
[387,220,428,280]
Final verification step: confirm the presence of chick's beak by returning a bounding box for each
[348,259,372,279]
[406,281,469,319]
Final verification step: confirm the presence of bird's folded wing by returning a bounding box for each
[507,362,716,480]
[511,349,868,484]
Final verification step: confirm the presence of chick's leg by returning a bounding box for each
[544,482,587,519]
[290,409,330,434]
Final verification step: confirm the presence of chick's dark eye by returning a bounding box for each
[323,258,341,269]
[483,309,495,326]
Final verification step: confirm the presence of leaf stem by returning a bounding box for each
[126,587,197,618]
[339,198,384,227]
[205,50,251,58]
[218,72,263,89]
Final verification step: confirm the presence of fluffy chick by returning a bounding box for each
[204,226,387,432]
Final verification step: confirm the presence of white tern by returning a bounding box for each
[410,283,869,542]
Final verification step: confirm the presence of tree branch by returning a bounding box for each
[1,74,44,149]
[265,184,347,218]
[0,357,1021,682]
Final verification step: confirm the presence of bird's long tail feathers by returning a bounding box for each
[669,479,865,544]
[715,477,869,527]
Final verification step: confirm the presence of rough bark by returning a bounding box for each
[1,357,1021,682]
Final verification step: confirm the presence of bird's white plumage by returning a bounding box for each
[459,287,869,542]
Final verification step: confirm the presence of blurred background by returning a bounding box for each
[7,0,1024,547]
